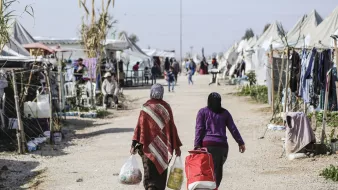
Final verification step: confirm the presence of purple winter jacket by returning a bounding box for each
[194,107,245,148]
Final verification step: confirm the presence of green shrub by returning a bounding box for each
[320,165,338,182]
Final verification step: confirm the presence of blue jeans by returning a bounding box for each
[188,74,193,85]
[168,81,175,91]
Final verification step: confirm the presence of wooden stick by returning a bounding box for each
[283,48,290,113]
[321,71,331,144]
[45,68,54,144]
[277,50,285,114]
[270,44,274,112]
[12,70,25,153]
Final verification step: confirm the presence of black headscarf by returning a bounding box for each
[207,92,224,114]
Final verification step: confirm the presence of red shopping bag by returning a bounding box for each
[185,148,217,190]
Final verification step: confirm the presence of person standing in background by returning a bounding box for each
[188,59,196,85]
[144,67,151,85]
[164,57,170,71]
[167,67,175,92]
[172,59,180,84]
[151,64,158,85]
[133,62,140,85]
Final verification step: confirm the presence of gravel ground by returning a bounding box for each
[0,75,337,190]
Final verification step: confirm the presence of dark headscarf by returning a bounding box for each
[208,92,224,113]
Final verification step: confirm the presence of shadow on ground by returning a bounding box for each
[33,118,134,157]
[0,159,44,189]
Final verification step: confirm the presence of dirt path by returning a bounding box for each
[1,75,337,190]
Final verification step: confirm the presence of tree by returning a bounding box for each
[118,31,139,44]
[128,34,139,44]
[79,0,116,58]
[263,23,271,33]
[242,28,255,40]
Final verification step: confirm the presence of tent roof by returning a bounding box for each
[1,37,31,57]
[255,22,284,49]
[23,43,55,53]
[12,20,37,44]
[309,6,338,47]
[142,49,175,58]
[286,10,323,47]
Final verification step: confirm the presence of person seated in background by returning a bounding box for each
[102,72,119,109]
[144,67,151,84]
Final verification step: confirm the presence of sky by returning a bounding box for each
[12,0,338,56]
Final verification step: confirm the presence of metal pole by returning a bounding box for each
[180,0,183,63]
[12,70,25,153]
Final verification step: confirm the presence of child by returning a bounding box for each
[167,67,175,92]
[144,67,151,84]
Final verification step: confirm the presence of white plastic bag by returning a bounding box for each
[167,156,184,190]
[118,155,142,185]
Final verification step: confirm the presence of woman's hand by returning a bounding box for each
[175,148,181,157]
[130,147,137,155]
[239,145,246,153]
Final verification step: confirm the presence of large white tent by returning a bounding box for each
[309,6,338,47]
[142,49,175,58]
[254,21,284,50]
[285,10,323,48]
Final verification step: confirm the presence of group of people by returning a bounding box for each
[130,84,246,190]
[133,62,161,86]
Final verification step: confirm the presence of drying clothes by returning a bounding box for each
[320,50,333,90]
[83,58,97,79]
[285,112,316,155]
[320,68,338,111]
[290,51,301,93]
[301,48,317,103]
[310,52,320,107]
[298,50,308,97]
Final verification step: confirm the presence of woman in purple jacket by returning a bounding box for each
[194,92,246,188]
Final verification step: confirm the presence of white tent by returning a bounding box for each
[309,6,338,47]
[142,49,175,58]
[255,21,284,50]
[285,10,322,48]
[246,36,258,50]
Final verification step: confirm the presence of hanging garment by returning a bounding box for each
[298,49,308,97]
[320,50,333,90]
[310,52,320,107]
[285,112,316,155]
[83,58,97,79]
[319,68,338,111]
[301,48,316,103]
[290,51,301,93]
